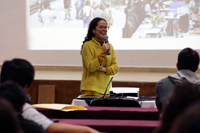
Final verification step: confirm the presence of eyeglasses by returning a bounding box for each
[97,25,110,30]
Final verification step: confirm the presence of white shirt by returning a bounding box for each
[41,9,56,28]
[22,103,53,130]
[144,4,151,13]
[189,0,195,9]
[83,5,91,17]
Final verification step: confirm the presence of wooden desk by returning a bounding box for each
[57,119,160,133]
[37,107,159,120]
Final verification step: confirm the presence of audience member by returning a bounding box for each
[0,81,45,133]
[154,82,200,133]
[155,47,200,111]
[169,100,200,133]
[0,59,34,103]
[0,97,22,133]
[0,58,100,133]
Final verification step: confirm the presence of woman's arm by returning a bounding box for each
[82,42,107,72]
[105,44,119,75]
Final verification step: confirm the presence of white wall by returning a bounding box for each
[0,0,198,68]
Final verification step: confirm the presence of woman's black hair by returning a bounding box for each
[80,17,106,54]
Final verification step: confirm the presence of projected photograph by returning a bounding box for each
[30,0,200,38]
[29,0,126,28]
[123,0,200,38]
[28,0,200,50]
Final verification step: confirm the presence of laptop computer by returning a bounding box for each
[77,77,113,99]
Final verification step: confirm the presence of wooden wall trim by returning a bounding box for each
[28,80,156,104]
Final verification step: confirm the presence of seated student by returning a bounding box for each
[0,58,100,133]
[169,100,200,133]
[0,81,45,133]
[154,82,200,133]
[155,47,200,111]
[0,97,22,133]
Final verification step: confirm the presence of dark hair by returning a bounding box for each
[0,97,21,133]
[85,0,90,6]
[0,81,27,112]
[0,58,35,88]
[169,100,200,133]
[80,17,106,54]
[178,47,200,72]
[43,0,50,9]
[154,82,200,133]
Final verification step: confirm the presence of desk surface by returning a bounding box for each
[57,119,160,133]
[38,107,159,120]
[72,98,157,108]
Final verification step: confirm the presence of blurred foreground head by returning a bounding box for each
[154,82,200,133]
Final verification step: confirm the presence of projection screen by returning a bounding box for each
[28,0,200,50]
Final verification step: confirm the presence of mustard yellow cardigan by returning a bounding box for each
[81,37,119,95]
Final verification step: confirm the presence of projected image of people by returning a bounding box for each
[29,0,126,28]
[123,0,200,38]
[29,0,200,39]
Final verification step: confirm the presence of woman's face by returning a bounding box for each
[93,20,108,40]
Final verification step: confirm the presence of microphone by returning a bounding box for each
[104,35,110,55]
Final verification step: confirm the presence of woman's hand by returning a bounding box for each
[98,66,107,72]
[103,43,110,53]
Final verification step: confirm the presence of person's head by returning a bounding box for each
[0,97,22,133]
[91,18,108,40]
[43,0,50,9]
[85,0,90,6]
[93,3,99,9]
[81,17,108,53]
[154,82,200,133]
[105,2,111,8]
[0,58,35,89]
[0,81,27,112]
[177,47,200,72]
[169,100,200,133]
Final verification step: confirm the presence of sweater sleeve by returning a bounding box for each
[98,52,107,65]
[82,42,102,72]
[106,66,114,75]
[106,44,119,75]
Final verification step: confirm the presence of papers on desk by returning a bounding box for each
[126,96,139,100]
[110,87,139,97]
[32,103,87,111]
[77,95,101,99]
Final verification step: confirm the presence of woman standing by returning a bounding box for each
[80,17,119,96]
